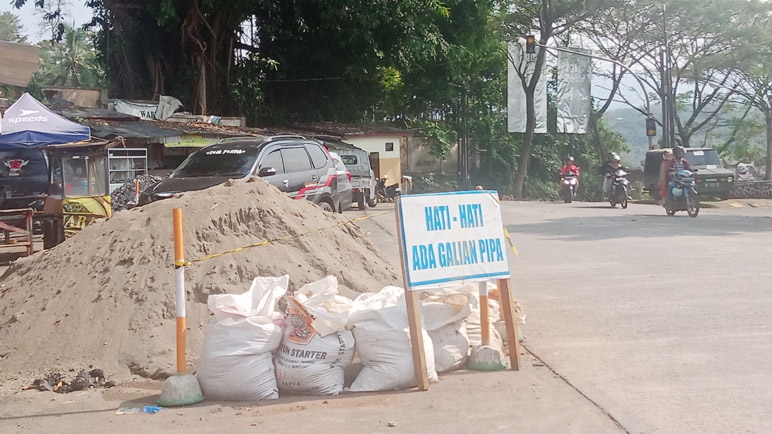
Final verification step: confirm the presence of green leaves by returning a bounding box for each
[0,11,27,43]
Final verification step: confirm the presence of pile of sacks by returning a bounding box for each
[194,275,519,400]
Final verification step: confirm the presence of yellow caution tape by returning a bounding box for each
[503,228,519,257]
[179,210,394,267]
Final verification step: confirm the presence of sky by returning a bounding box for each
[0,0,93,43]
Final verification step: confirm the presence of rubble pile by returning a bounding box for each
[111,174,163,212]
[0,178,399,389]
[31,368,116,393]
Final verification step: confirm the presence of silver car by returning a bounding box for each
[328,151,353,211]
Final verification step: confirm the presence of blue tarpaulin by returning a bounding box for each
[0,93,90,149]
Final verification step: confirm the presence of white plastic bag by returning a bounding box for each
[195,276,288,401]
[347,286,438,392]
[274,277,355,395]
[421,289,472,373]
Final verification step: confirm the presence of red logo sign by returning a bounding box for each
[3,159,29,176]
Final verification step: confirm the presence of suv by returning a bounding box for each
[644,147,734,199]
[139,136,343,212]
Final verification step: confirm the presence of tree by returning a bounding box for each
[34,24,104,88]
[501,0,612,199]
[0,11,28,43]
[34,0,71,41]
[583,0,768,150]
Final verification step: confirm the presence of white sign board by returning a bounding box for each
[398,191,511,289]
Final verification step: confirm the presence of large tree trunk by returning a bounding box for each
[512,92,536,199]
[590,114,609,160]
[766,109,772,181]
[196,55,207,115]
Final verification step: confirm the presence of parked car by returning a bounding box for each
[334,148,377,210]
[328,151,353,211]
[139,136,344,212]
[643,147,734,199]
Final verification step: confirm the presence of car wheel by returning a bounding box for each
[318,200,335,213]
[367,190,378,207]
[358,194,366,210]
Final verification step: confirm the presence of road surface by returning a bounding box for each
[496,201,772,433]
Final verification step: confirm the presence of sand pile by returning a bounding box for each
[0,178,399,388]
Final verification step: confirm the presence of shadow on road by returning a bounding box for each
[505,213,772,242]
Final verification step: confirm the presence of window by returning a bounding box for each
[340,155,358,166]
[306,144,329,168]
[385,142,394,152]
[259,150,285,174]
[685,150,722,168]
[0,149,47,179]
[173,146,258,178]
[282,147,313,173]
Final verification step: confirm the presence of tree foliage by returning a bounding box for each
[0,11,28,43]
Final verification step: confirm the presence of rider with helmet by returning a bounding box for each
[603,153,626,198]
[662,146,692,204]
[559,156,580,198]
[560,156,580,179]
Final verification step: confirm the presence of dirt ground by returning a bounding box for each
[0,204,626,434]
[0,354,625,434]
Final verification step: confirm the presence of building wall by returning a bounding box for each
[344,134,405,183]
[401,135,459,174]
[43,88,103,107]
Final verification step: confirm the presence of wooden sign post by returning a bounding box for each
[395,191,521,391]
[395,199,431,390]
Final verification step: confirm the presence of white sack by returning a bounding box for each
[274,328,355,395]
[274,276,355,395]
[196,276,288,401]
[421,289,473,373]
[347,286,438,392]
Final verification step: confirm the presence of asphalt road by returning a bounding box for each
[500,201,772,434]
[357,200,772,434]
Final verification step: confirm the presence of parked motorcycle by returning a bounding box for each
[664,169,699,217]
[609,169,631,209]
[559,171,578,203]
[376,177,401,202]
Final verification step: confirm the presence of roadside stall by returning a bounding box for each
[0,93,111,252]
[42,140,113,247]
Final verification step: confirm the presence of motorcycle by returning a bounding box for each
[559,171,578,203]
[376,177,401,202]
[665,169,699,217]
[609,169,631,209]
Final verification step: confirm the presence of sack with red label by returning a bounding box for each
[274,277,355,395]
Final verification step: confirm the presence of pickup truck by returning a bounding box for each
[644,147,734,199]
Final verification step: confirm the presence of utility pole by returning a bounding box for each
[662,4,677,148]
[457,83,470,191]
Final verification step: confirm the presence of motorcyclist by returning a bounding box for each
[662,146,692,205]
[603,153,626,198]
[559,156,580,194]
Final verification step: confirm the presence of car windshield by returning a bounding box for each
[684,150,722,168]
[0,149,47,179]
[172,147,258,178]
